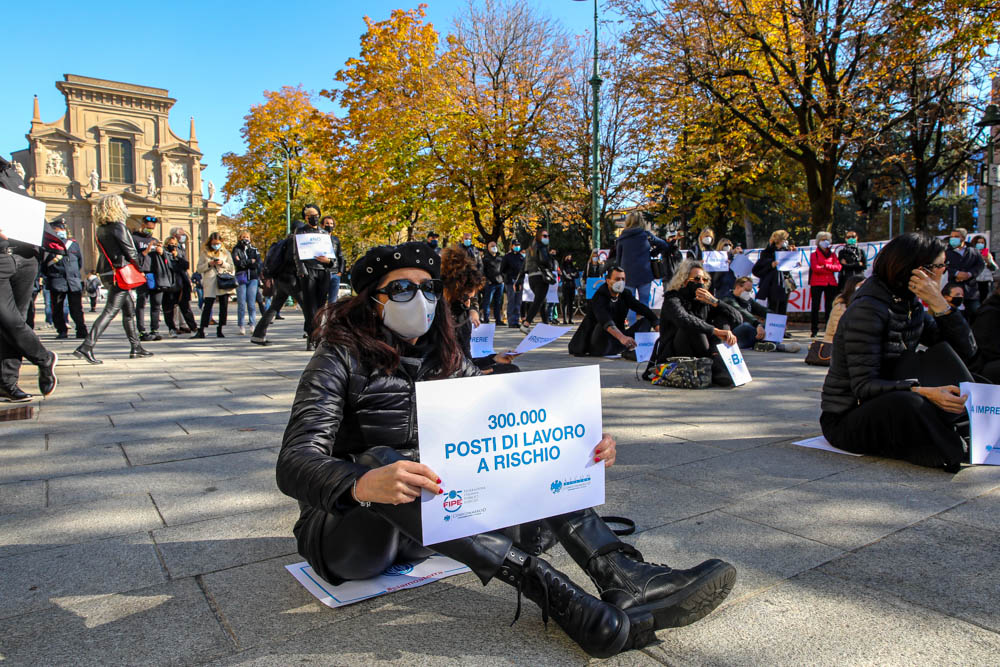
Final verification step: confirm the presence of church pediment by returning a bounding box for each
[117,189,160,204]
[98,119,144,134]
[154,143,202,158]
[32,127,87,144]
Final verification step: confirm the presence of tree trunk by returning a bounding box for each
[741,198,754,248]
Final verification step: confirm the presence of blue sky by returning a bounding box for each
[1,1,605,215]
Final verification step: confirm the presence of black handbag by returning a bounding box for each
[805,340,833,366]
[216,272,237,290]
[542,268,557,285]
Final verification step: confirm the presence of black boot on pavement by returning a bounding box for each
[0,385,33,402]
[73,345,102,365]
[554,509,736,630]
[130,347,154,359]
[191,329,206,339]
[216,326,225,338]
[38,351,58,397]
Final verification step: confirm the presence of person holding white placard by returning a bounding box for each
[568,265,660,359]
[752,230,796,315]
[276,242,736,658]
[706,238,736,297]
[293,205,334,351]
[720,277,800,353]
[820,233,978,472]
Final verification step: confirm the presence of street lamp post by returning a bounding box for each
[574,0,602,250]
[976,104,1000,238]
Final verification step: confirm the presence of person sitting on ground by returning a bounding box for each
[657,260,741,365]
[276,241,736,659]
[820,232,977,473]
[822,274,864,344]
[970,282,1000,383]
[441,245,519,375]
[568,265,659,360]
[721,276,800,353]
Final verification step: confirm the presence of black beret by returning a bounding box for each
[351,241,439,294]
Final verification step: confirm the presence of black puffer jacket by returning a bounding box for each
[659,287,741,354]
[821,277,977,414]
[95,221,140,283]
[276,339,479,585]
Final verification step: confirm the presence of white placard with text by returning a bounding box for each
[634,332,659,363]
[702,251,730,273]
[513,323,572,354]
[775,251,804,272]
[764,313,787,343]
[716,341,752,386]
[295,233,334,261]
[470,323,495,358]
[960,382,1000,465]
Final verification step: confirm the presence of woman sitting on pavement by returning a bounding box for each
[821,274,864,344]
[275,241,736,659]
[657,260,741,366]
[441,246,519,375]
[721,276,800,353]
[568,265,659,359]
[970,282,1000,383]
[820,232,978,472]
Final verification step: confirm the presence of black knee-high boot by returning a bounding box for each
[548,508,736,630]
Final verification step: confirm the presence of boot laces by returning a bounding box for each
[617,543,668,569]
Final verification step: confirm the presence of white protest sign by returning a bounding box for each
[764,313,787,343]
[598,248,610,263]
[0,187,45,246]
[470,323,495,358]
[791,435,862,457]
[634,332,659,363]
[775,251,803,271]
[295,233,334,261]
[716,341,752,386]
[960,382,1000,465]
[703,251,730,273]
[547,281,559,303]
[416,366,605,544]
[650,279,664,310]
[513,323,572,354]
[730,254,754,277]
[586,277,604,299]
[286,556,470,608]
[522,276,534,303]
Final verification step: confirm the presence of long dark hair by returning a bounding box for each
[313,285,464,379]
[873,232,946,294]
[836,274,865,306]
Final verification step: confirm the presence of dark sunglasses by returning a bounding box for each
[923,262,948,271]
[688,277,711,284]
[375,279,443,303]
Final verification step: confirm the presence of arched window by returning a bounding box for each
[108,138,133,183]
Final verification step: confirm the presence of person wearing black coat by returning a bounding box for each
[43,219,88,339]
[162,235,198,336]
[480,241,505,325]
[274,242,735,658]
[231,232,262,334]
[559,253,580,325]
[945,228,985,320]
[820,233,977,472]
[73,194,152,364]
[569,266,659,358]
[521,229,554,328]
[500,243,524,329]
[658,260,741,357]
[752,230,795,315]
[837,231,867,289]
[131,216,172,341]
[970,286,1000,383]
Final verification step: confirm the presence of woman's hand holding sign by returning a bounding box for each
[354,461,443,505]
[594,433,617,468]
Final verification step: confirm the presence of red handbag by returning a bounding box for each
[97,240,147,290]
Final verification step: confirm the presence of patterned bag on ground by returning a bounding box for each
[804,340,832,366]
[648,357,713,389]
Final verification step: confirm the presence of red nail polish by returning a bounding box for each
[436,478,441,484]
[594,456,601,463]
[438,488,443,494]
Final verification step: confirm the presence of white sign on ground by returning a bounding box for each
[294,233,334,261]
[717,341,752,386]
[416,365,605,544]
[764,313,788,343]
[470,323,495,358]
[634,332,659,363]
[960,382,1000,465]
[791,435,863,457]
[286,556,470,608]
[512,323,572,354]
[0,187,45,246]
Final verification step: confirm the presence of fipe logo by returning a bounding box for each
[550,480,563,494]
[383,563,415,576]
[443,490,463,512]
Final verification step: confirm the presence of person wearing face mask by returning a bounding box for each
[320,216,346,305]
[970,234,996,304]
[232,232,261,335]
[651,261,741,385]
[752,230,795,316]
[425,231,441,255]
[686,228,716,263]
[193,232,235,338]
[821,233,977,472]
[278,241,735,658]
[500,241,525,329]
[165,227,196,333]
[132,215,173,341]
[569,266,659,359]
[521,229,555,331]
[73,194,152,364]
[559,253,580,325]
[945,228,985,321]
[808,231,843,338]
[292,204,334,349]
[837,231,866,290]
[585,250,606,279]
[42,219,87,340]
[481,240,505,325]
[719,276,794,352]
[708,237,736,298]
[614,213,671,326]
[460,232,484,273]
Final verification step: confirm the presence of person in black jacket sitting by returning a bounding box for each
[820,233,977,472]
[275,242,734,659]
[568,265,659,359]
[658,260,740,358]
[970,283,1000,383]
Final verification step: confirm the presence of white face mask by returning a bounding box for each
[722,245,732,252]
[819,240,831,249]
[737,290,752,301]
[611,279,626,294]
[702,237,713,246]
[379,292,437,339]
[211,244,222,251]
[180,236,187,244]
[781,241,789,249]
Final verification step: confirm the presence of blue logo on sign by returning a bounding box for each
[550,480,563,494]
[731,354,741,365]
[988,445,995,452]
[443,515,451,522]
[383,563,415,576]
[443,489,463,512]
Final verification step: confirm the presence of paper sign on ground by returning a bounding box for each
[775,251,803,271]
[764,313,787,343]
[295,233,334,261]
[470,323,495,358]
[791,435,862,457]
[959,382,1000,465]
[730,254,754,277]
[286,556,470,608]
[634,332,659,363]
[586,277,604,299]
[513,323,572,354]
[416,365,605,545]
[716,341,752,386]
[0,187,45,246]
[702,251,730,273]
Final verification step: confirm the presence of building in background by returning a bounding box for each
[9,74,219,270]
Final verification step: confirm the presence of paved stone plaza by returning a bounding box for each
[1,309,999,666]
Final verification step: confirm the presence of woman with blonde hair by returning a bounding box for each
[752,229,796,315]
[193,231,236,338]
[73,194,152,364]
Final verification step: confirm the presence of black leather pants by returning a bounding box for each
[81,283,139,350]
[0,254,50,387]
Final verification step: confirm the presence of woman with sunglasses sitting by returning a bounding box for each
[276,242,736,659]
[820,233,977,472]
[654,260,742,385]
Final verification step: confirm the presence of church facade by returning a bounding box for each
[10,74,219,271]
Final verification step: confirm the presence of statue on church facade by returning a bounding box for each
[89,168,100,191]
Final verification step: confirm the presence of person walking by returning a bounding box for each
[615,212,670,324]
[500,241,524,330]
[521,229,553,331]
[193,232,235,338]
[808,231,842,338]
[293,205,334,350]
[73,194,152,364]
[43,219,88,340]
[320,216,346,304]
[232,231,261,335]
[753,230,795,315]
[560,252,579,325]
